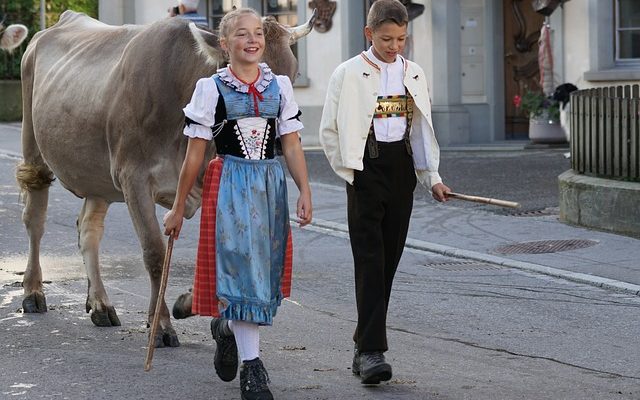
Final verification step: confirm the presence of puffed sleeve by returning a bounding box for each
[182,77,219,140]
[275,75,304,137]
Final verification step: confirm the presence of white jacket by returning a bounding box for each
[319,53,442,188]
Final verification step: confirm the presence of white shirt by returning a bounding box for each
[366,47,407,143]
[182,71,303,141]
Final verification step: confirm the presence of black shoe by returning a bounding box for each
[240,358,273,400]
[352,344,360,375]
[359,351,392,384]
[210,318,238,382]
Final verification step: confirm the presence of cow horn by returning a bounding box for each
[288,8,316,45]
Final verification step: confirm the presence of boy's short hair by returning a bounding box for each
[367,0,409,30]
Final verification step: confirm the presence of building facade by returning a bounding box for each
[98,0,640,147]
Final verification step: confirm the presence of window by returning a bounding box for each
[209,0,235,31]
[262,0,298,26]
[259,0,308,85]
[208,0,308,85]
[583,0,640,81]
[616,0,640,62]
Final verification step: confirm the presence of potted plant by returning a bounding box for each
[513,89,566,144]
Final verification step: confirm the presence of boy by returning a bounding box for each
[319,0,450,385]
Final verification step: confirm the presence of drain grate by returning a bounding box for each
[508,207,559,217]
[493,239,598,255]
[423,261,503,271]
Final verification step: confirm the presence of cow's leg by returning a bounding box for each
[18,178,51,313]
[77,197,121,327]
[18,46,55,313]
[121,179,179,348]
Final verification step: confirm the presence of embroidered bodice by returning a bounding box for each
[182,63,304,159]
[211,66,280,160]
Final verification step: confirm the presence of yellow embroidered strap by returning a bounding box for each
[374,95,409,118]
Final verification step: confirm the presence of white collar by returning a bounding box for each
[366,46,403,70]
[216,63,274,93]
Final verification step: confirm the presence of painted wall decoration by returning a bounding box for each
[308,0,336,33]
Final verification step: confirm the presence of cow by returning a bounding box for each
[17,10,313,348]
[0,22,28,51]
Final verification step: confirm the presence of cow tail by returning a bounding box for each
[16,39,55,195]
[16,163,55,192]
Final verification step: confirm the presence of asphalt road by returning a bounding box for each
[1,141,638,399]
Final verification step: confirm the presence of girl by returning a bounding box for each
[163,8,312,400]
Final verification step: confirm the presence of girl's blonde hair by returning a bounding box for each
[218,7,262,40]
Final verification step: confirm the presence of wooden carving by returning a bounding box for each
[308,0,337,33]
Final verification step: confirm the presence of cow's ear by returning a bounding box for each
[1,24,28,52]
[188,23,224,65]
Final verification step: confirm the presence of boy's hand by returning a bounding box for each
[431,183,451,203]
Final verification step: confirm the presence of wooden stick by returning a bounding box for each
[144,235,174,372]
[446,192,521,209]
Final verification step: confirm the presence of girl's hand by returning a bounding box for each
[431,183,451,203]
[163,209,184,239]
[296,191,312,227]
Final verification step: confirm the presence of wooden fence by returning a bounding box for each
[570,84,640,182]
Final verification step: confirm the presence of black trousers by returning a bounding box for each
[347,140,416,353]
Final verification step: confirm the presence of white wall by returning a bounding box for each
[410,1,434,98]
[135,0,176,25]
[562,1,590,89]
[295,4,343,106]
[99,0,185,25]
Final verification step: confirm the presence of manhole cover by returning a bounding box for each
[493,239,598,255]
[423,261,503,271]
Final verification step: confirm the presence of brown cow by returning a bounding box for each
[17,10,313,347]
[0,22,28,51]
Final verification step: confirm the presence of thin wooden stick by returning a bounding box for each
[446,192,521,209]
[144,235,174,372]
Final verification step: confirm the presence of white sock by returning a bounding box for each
[228,320,260,362]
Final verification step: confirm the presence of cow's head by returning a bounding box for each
[187,10,315,83]
[0,22,28,52]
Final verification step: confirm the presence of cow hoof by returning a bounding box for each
[22,292,47,313]
[151,327,180,348]
[90,306,121,327]
[163,330,180,348]
[172,292,194,319]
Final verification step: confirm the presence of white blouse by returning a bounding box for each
[182,66,304,141]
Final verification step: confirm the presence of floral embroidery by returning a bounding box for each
[235,117,270,160]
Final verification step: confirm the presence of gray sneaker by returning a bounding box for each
[352,344,361,375]
[210,318,238,382]
[359,351,392,384]
[240,358,273,400]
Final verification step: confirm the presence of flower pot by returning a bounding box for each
[0,80,22,122]
[528,111,566,144]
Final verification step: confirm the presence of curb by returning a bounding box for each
[299,216,640,297]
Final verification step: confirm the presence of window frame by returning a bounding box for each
[583,0,640,81]
[614,0,640,63]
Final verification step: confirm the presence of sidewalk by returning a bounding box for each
[290,181,640,298]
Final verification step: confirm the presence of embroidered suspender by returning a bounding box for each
[366,90,414,159]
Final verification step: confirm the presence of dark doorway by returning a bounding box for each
[503,0,545,139]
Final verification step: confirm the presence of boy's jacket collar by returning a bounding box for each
[359,51,409,75]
